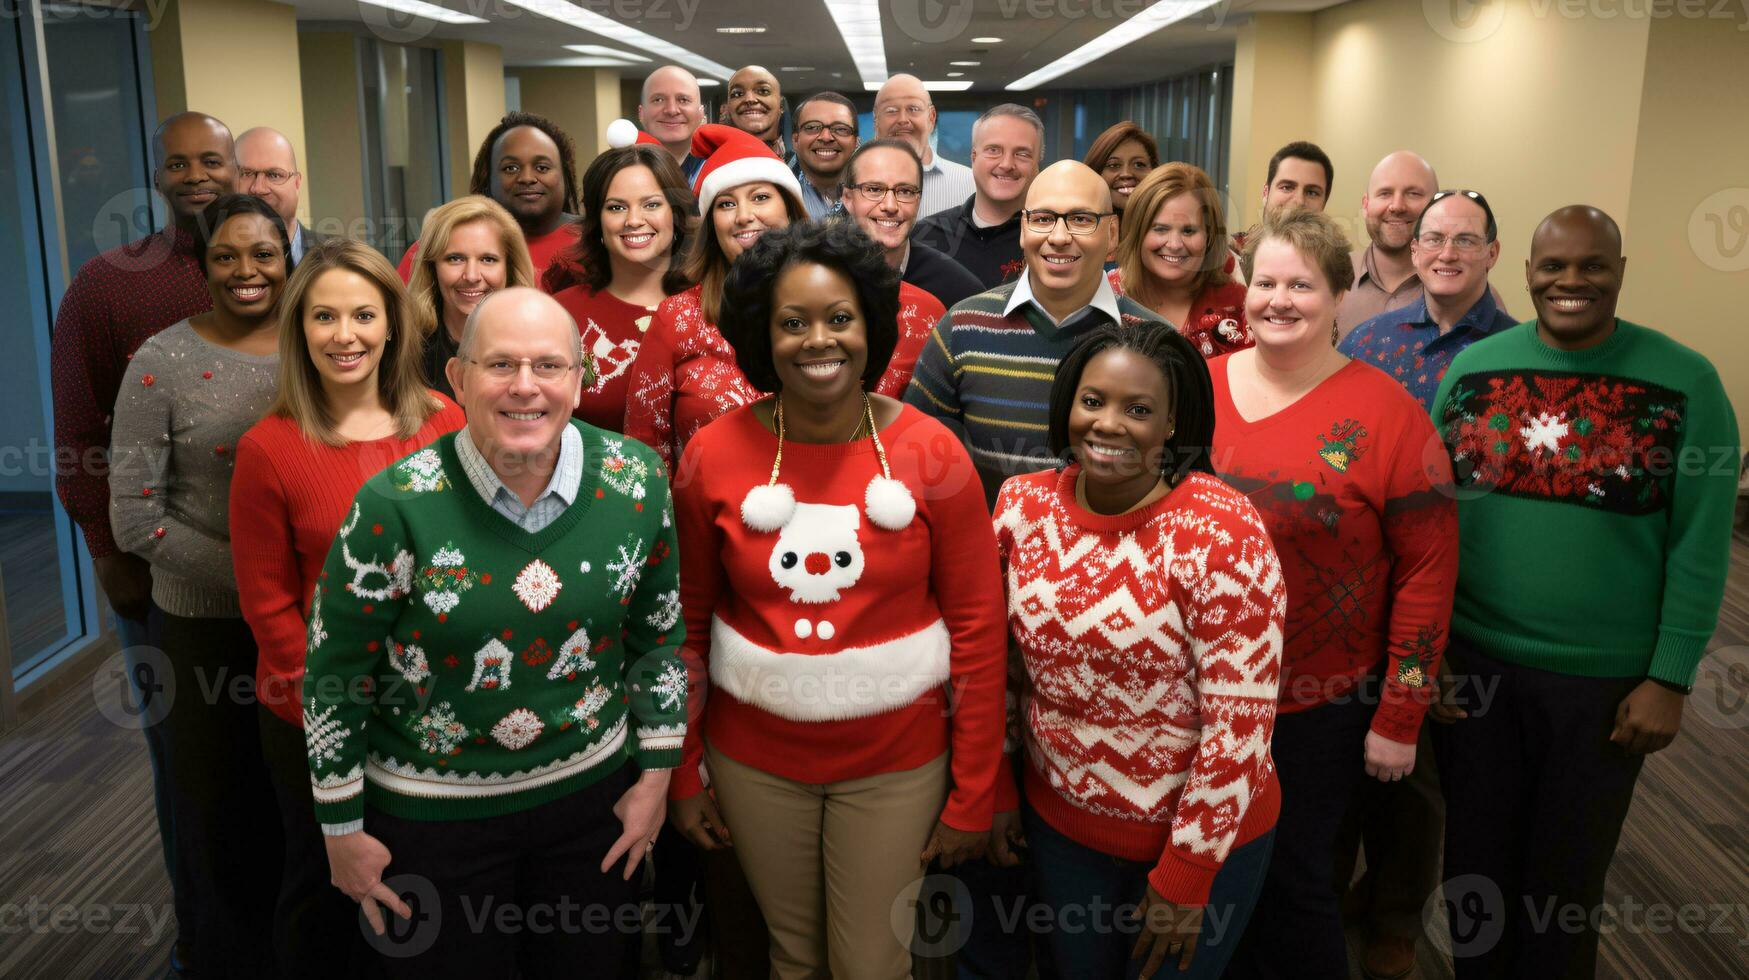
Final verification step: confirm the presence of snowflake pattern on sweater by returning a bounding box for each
[994,468,1284,905]
[303,422,686,830]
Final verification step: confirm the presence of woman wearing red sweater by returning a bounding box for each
[1212,210,1458,980]
[669,220,1006,977]
[992,321,1285,978]
[231,239,464,978]
[622,125,939,470]
[549,142,695,431]
[407,196,537,400]
[1109,163,1251,359]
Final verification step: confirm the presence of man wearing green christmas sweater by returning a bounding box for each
[1429,206,1737,980]
[303,288,686,978]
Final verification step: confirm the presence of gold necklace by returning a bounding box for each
[747,392,912,532]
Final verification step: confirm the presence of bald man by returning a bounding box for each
[639,65,706,183]
[238,126,316,262]
[725,65,792,167]
[1429,206,1737,980]
[874,74,974,219]
[49,108,237,974]
[907,161,1166,502]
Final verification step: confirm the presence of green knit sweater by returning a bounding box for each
[303,422,686,832]
[1430,320,1738,687]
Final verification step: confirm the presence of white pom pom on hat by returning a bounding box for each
[606,118,661,150]
[864,476,916,531]
[741,482,797,532]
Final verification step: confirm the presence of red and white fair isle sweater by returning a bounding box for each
[669,402,1007,832]
[622,282,945,470]
[994,467,1286,906]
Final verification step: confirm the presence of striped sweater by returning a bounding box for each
[904,278,1171,504]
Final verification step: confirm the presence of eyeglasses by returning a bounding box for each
[465,356,577,382]
[240,168,297,185]
[1022,209,1113,236]
[1415,232,1491,253]
[848,182,921,204]
[797,122,856,139]
[878,103,930,119]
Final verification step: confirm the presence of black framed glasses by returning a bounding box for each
[848,181,921,204]
[1022,208,1113,236]
[797,121,856,139]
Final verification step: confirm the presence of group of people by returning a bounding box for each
[46,58,1735,980]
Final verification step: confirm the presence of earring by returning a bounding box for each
[1330,318,1339,346]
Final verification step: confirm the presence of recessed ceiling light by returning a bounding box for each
[1007,0,1224,90]
[949,61,980,67]
[356,0,485,24]
[946,72,965,77]
[971,36,1003,43]
[564,44,652,62]
[501,0,732,78]
[863,80,972,92]
[779,66,815,72]
[698,78,720,86]
[547,56,644,67]
[822,0,889,90]
[715,26,767,34]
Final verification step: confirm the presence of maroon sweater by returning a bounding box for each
[51,226,211,558]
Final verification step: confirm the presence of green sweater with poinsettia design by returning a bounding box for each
[302,421,686,834]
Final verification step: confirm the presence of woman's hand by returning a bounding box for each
[323,831,413,936]
[921,819,987,869]
[1131,886,1201,975]
[603,769,672,880]
[1364,730,1416,782]
[988,809,1027,867]
[668,789,732,850]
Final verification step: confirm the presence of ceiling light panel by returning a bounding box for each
[356,0,486,25]
[821,0,888,90]
[1007,0,1224,90]
[501,0,732,79]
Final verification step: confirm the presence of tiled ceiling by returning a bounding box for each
[288,0,1349,91]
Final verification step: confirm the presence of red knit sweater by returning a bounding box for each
[1108,269,1252,359]
[1210,356,1458,743]
[994,467,1284,905]
[552,284,660,432]
[623,282,944,470]
[669,402,1007,832]
[395,223,582,288]
[230,397,466,725]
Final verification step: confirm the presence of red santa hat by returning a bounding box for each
[689,123,802,211]
[605,118,663,150]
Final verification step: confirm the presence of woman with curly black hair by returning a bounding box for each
[395,111,583,285]
[667,219,1007,977]
[548,144,695,431]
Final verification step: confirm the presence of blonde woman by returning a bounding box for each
[231,239,463,978]
[407,195,536,397]
[1110,163,1251,358]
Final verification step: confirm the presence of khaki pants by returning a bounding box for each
[706,742,948,980]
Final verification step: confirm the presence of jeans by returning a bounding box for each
[1025,807,1274,979]
[119,607,194,953]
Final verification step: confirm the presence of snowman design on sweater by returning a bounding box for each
[710,471,952,722]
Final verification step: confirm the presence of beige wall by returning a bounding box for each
[1229,13,1314,230]
[1624,17,1749,437]
[441,40,506,196]
[511,67,623,163]
[297,32,365,237]
[147,0,310,224]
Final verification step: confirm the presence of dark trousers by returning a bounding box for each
[1025,807,1274,979]
[257,707,377,980]
[365,762,643,980]
[1432,639,1645,980]
[1333,720,1445,941]
[1227,694,1374,980]
[158,612,282,978]
[119,606,195,952]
